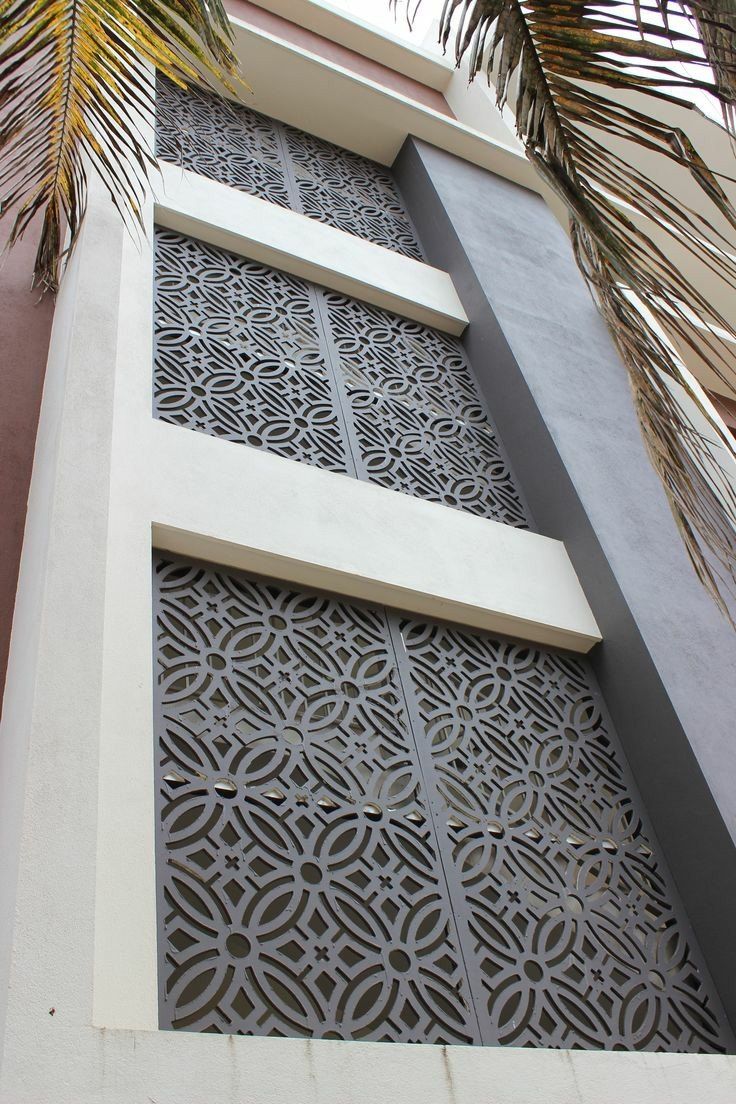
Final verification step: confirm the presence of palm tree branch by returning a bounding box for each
[0,0,244,290]
[400,0,736,614]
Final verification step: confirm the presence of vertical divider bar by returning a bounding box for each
[303,281,360,479]
[151,556,172,1031]
[385,613,492,1046]
[312,289,370,483]
[272,117,302,215]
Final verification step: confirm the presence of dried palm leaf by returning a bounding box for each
[690,2,736,131]
[395,0,736,617]
[0,0,243,292]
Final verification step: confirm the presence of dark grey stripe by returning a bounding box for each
[393,136,736,1040]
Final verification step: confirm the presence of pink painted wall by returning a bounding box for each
[224,0,454,117]
[0,221,54,714]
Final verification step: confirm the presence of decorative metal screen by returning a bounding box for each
[280,123,423,259]
[153,230,352,473]
[154,553,731,1052]
[321,291,527,523]
[155,75,423,260]
[153,228,528,526]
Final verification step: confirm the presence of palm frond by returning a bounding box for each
[690,2,736,131]
[396,0,736,617]
[0,0,243,291]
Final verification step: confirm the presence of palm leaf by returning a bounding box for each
[690,2,736,131]
[0,0,243,291]
[395,0,736,617]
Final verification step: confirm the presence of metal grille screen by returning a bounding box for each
[153,228,528,526]
[154,553,730,1052]
[155,75,423,260]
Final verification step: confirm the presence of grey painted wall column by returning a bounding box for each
[394,137,736,1036]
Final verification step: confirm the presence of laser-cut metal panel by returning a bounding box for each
[155,76,291,206]
[153,229,353,473]
[152,228,530,525]
[153,554,731,1052]
[320,292,529,525]
[154,555,480,1042]
[154,76,423,259]
[281,125,424,260]
[395,618,730,1052]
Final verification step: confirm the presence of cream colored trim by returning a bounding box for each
[248,0,454,90]
[1,169,600,1045]
[225,13,537,189]
[155,162,469,334]
[97,177,596,1032]
[150,421,601,652]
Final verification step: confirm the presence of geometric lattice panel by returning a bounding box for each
[153,230,353,473]
[154,556,478,1042]
[155,75,423,260]
[155,76,291,209]
[153,229,529,526]
[322,292,528,524]
[281,123,423,260]
[154,553,731,1052]
[397,620,731,1052]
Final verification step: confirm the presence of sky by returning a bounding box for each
[329,0,443,48]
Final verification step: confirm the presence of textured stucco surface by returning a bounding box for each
[0,221,54,712]
[395,136,736,1037]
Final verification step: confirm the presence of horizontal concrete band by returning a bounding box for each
[226,10,533,184]
[150,420,601,652]
[155,163,469,334]
[14,1026,736,1104]
[247,0,455,91]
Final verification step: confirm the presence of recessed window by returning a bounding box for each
[153,228,528,526]
[155,75,423,260]
[153,552,727,1051]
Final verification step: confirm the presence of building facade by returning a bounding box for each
[2,1,736,1101]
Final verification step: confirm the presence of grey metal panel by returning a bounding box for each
[393,616,730,1051]
[153,554,480,1042]
[153,552,731,1052]
[317,290,528,525]
[152,228,530,526]
[280,123,424,260]
[155,75,292,208]
[155,75,423,260]
[153,228,354,473]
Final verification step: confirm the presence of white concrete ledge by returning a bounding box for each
[155,161,469,334]
[150,421,601,653]
[249,0,454,91]
[225,13,535,188]
[10,1025,736,1104]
